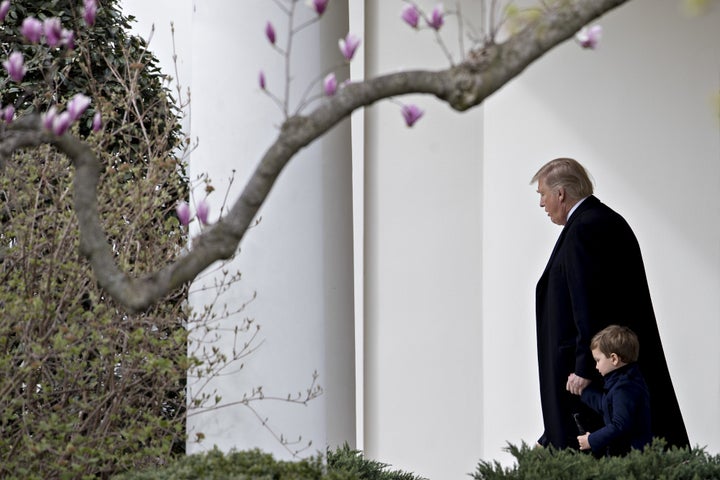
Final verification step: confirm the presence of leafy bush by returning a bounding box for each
[473,439,720,480]
[0,1,189,477]
[1,0,184,152]
[112,444,428,480]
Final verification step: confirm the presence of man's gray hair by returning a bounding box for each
[531,157,594,201]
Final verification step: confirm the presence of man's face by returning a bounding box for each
[537,179,566,226]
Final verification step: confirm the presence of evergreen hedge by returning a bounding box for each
[112,445,428,480]
[473,439,720,480]
[108,439,720,479]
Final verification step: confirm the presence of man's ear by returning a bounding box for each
[557,187,566,201]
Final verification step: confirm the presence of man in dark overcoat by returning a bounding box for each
[531,157,689,450]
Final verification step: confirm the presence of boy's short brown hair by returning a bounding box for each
[590,325,640,363]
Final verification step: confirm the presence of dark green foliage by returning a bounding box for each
[112,448,325,480]
[326,444,428,480]
[0,0,189,478]
[472,439,720,480]
[112,445,428,480]
[0,0,184,158]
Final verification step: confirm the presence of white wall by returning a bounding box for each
[483,0,720,464]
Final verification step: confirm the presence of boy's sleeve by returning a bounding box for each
[586,384,638,454]
[580,385,603,413]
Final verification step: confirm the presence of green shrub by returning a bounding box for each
[326,445,427,480]
[0,1,189,477]
[112,445,428,480]
[472,439,720,480]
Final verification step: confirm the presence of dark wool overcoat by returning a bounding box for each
[535,195,689,450]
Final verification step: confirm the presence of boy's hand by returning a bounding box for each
[577,433,590,450]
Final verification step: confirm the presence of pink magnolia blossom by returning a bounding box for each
[339,33,361,61]
[176,201,191,226]
[259,70,266,90]
[43,17,63,47]
[576,25,602,49]
[92,111,103,132]
[401,4,420,28]
[308,0,329,16]
[401,104,424,127]
[84,0,97,26]
[67,93,91,121]
[52,111,73,136]
[265,21,276,45]
[2,105,14,123]
[0,1,10,22]
[196,199,210,225]
[3,52,26,82]
[427,4,444,30]
[42,106,58,130]
[324,73,337,96]
[21,17,42,43]
[61,28,75,50]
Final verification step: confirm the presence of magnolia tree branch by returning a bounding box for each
[0,0,628,313]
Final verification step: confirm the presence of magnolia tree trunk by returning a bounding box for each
[0,0,629,312]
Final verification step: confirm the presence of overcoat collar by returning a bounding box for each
[542,195,600,275]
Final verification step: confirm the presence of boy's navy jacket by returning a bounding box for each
[581,363,652,456]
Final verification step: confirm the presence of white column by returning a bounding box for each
[349,0,366,451]
[177,1,355,458]
[363,2,485,480]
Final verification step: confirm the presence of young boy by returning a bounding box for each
[575,325,652,456]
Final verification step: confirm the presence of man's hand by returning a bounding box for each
[577,432,591,450]
[566,373,591,395]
